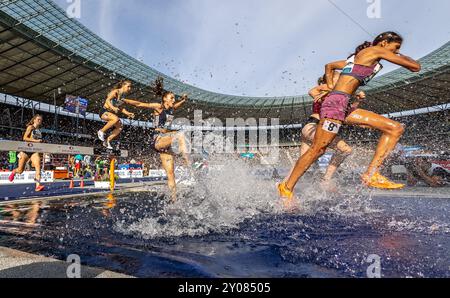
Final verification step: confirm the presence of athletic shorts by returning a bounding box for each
[20,152,38,158]
[320,91,356,122]
[99,108,119,119]
[149,131,177,153]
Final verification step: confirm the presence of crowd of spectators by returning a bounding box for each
[1,102,449,186]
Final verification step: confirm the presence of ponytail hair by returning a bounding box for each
[26,114,42,127]
[317,75,326,85]
[348,41,372,59]
[373,31,403,46]
[151,76,173,101]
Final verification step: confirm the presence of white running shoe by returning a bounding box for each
[97,130,105,142]
[103,140,113,150]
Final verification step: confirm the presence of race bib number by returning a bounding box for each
[322,120,341,134]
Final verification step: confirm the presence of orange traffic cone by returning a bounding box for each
[80,178,84,188]
[69,179,74,189]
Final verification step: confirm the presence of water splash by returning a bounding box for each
[115,149,382,239]
[116,154,282,238]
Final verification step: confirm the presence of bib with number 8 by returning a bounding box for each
[322,120,341,134]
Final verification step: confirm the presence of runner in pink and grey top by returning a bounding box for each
[320,57,382,121]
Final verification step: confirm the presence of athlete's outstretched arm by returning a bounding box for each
[174,94,188,110]
[123,99,161,110]
[325,60,346,89]
[376,48,421,72]
[120,108,135,119]
[309,85,331,102]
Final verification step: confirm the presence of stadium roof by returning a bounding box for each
[0,0,449,124]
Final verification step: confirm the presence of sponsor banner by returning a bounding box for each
[114,170,144,179]
[148,169,167,178]
[0,140,128,157]
[118,164,143,170]
[94,181,111,190]
[0,171,54,185]
[0,140,92,155]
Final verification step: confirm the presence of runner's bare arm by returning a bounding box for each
[325,60,347,89]
[174,94,188,110]
[376,48,421,72]
[309,85,331,102]
[121,108,135,119]
[123,99,161,110]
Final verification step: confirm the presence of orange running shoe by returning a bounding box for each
[277,181,294,200]
[277,181,298,209]
[362,172,405,190]
[35,185,45,192]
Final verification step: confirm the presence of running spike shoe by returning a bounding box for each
[35,185,45,192]
[362,172,405,189]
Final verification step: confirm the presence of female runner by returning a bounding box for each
[9,115,46,192]
[279,32,421,201]
[125,77,190,201]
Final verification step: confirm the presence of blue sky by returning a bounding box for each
[54,0,450,97]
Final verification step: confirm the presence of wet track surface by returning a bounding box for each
[0,177,164,200]
[0,188,449,278]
